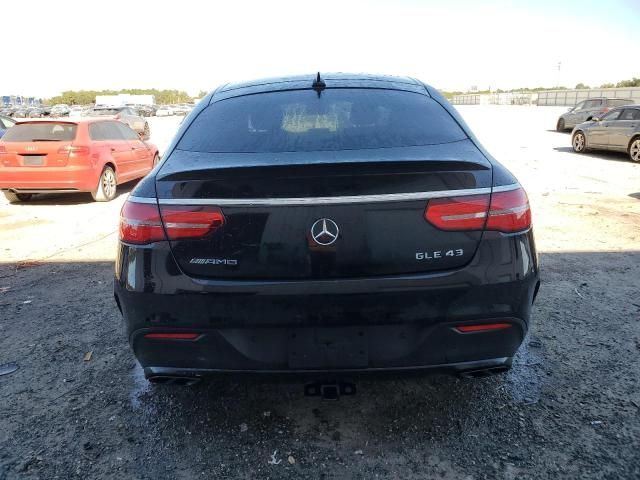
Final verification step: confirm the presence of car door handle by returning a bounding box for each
[110,147,116,152]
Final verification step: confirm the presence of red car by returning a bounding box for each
[0,119,159,202]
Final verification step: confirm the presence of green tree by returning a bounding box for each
[599,83,615,88]
[575,83,589,89]
[616,77,640,88]
[47,88,192,105]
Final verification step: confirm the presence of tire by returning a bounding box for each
[556,118,565,132]
[629,137,640,162]
[92,166,117,202]
[143,123,150,140]
[572,131,586,153]
[4,191,33,203]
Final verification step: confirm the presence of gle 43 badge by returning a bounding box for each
[416,249,464,260]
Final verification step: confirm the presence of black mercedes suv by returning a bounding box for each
[114,73,540,389]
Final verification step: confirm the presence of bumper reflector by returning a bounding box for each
[454,323,512,333]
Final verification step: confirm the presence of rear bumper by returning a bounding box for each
[114,230,539,375]
[144,357,513,382]
[0,165,98,192]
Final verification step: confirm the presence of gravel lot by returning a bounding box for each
[1,107,639,479]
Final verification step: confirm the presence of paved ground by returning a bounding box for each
[1,108,639,479]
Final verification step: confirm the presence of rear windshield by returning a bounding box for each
[177,89,467,153]
[1,123,77,142]
[609,99,633,107]
[89,109,122,116]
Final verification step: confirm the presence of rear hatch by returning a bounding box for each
[0,121,77,167]
[154,87,493,280]
[156,145,492,280]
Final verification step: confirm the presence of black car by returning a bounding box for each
[115,73,540,392]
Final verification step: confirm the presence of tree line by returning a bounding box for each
[47,89,199,105]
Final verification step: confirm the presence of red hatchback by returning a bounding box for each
[0,119,159,202]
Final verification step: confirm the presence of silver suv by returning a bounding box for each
[557,97,632,131]
[87,107,150,140]
[571,105,640,162]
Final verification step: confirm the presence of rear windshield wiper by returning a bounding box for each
[31,138,62,142]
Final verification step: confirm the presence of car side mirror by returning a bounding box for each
[591,117,600,122]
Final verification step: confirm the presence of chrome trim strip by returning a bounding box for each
[492,183,521,193]
[127,196,158,204]
[164,222,211,229]
[136,184,521,207]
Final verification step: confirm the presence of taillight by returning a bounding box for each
[598,107,610,114]
[424,194,490,230]
[119,199,226,245]
[57,145,90,155]
[424,187,531,233]
[485,188,531,233]
[159,205,225,240]
[119,201,165,244]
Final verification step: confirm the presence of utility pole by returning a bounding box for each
[556,61,562,88]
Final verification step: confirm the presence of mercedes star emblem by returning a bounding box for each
[310,218,339,246]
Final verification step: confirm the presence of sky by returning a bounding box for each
[3,0,639,98]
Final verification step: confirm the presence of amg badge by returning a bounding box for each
[189,258,238,265]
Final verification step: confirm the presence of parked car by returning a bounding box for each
[27,107,44,118]
[11,107,30,118]
[0,119,159,203]
[557,97,633,131]
[173,104,191,116]
[1,106,16,117]
[115,73,539,390]
[155,105,173,117]
[68,106,85,118]
[132,104,156,117]
[86,106,150,140]
[40,105,53,116]
[0,115,16,137]
[571,104,640,162]
[50,104,70,117]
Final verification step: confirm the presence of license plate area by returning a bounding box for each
[21,155,45,166]
[287,327,368,369]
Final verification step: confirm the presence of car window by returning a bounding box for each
[619,109,640,121]
[178,89,468,153]
[1,122,77,142]
[89,122,107,141]
[573,101,586,110]
[89,122,124,141]
[602,110,622,121]
[583,99,602,109]
[89,122,123,141]
[105,121,127,140]
[90,108,121,116]
[116,122,140,140]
